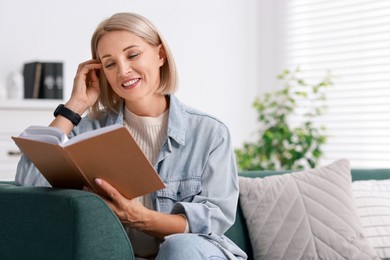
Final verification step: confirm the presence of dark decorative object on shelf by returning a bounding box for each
[23,61,63,100]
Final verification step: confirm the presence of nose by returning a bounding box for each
[118,59,132,76]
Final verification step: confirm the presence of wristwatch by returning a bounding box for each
[54,104,82,126]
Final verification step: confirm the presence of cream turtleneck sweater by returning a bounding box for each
[124,107,168,168]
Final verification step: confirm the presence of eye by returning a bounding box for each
[104,62,115,69]
[128,52,139,60]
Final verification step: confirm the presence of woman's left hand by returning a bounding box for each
[94,178,150,230]
[91,178,187,239]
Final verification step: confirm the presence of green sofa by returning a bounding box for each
[1,169,389,260]
[0,183,134,260]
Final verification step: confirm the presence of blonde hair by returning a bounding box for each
[89,12,178,118]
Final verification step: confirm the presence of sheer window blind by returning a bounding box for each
[283,0,390,168]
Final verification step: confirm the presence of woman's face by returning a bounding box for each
[97,30,165,103]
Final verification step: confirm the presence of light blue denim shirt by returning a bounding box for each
[15,95,247,259]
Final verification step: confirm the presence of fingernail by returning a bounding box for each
[95,178,102,185]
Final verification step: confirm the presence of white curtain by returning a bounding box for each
[282,0,390,168]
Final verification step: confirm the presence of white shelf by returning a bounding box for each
[0,99,63,110]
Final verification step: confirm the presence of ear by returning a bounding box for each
[157,44,166,66]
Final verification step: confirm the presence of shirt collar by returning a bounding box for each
[167,95,186,146]
[105,101,125,126]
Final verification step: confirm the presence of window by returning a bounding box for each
[282,0,390,168]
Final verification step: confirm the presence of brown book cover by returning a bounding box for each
[12,124,165,199]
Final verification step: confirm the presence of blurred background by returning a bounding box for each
[0,0,389,173]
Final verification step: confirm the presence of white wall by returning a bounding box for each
[0,0,282,148]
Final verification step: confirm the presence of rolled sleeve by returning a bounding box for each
[15,154,50,187]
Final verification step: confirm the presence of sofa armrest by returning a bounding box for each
[0,184,134,260]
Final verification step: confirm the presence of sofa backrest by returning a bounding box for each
[0,183,134,260]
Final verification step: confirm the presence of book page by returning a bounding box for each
[18,125,67,144]
[64,124,123,146]
[17,124,123,146]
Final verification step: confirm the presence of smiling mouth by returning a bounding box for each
[122,78,140,88]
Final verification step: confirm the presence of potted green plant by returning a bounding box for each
[235,67,333,171]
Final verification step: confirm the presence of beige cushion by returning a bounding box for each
[239,159,378,260]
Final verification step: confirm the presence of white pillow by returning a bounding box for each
[352,179,390,258]
[239,159,378,260]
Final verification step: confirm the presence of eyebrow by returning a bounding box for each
[100,45,139,60]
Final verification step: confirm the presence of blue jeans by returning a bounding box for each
[156,234,229,260]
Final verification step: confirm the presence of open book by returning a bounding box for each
[12,124,165,199]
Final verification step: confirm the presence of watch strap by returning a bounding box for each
[54,104,82,126]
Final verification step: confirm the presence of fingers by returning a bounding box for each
[95,178,149,227]
[88,67,101,93]
[95,178,124,204]
[83,63,102,77]
[77,59,101,73]
[95,178,129,221]
[69,59,102,111]
[89,67,100,83]
[74,59,101,86]
[75,60,102,83]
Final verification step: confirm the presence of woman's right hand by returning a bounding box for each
[66,59,102,115]
[49,59,102,134]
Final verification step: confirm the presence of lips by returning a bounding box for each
[122,78,140,89]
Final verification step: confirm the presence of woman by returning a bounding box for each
[15,12,246,260]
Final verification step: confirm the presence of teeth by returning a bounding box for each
[123,78,139,87]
